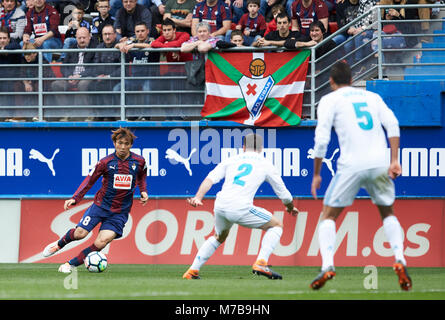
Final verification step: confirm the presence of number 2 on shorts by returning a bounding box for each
[233,163,252,186]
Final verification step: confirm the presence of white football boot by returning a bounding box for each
[58,262,74,274]
[43,241,61,257]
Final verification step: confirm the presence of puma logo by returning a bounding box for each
[29,148,60,176]
[165,148,197,176]
[307,148,339,177]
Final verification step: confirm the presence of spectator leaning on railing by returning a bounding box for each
[22,0,61,63]
[253,12,301,47]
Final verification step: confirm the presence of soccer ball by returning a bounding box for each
[85,251,108,273]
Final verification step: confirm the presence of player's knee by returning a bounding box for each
[93,238,110,250]
[74,227,89,240]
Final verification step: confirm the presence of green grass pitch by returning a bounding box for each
[0,264,444,300]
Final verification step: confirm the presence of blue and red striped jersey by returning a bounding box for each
[192,0,232,34]
[72,152,147,214]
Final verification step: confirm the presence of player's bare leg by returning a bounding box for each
[378,205,412,291]
[310,205,343,290]
[59,229,116,274]
[252,215,283,280]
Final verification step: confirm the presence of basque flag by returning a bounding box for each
[202,50,310,127]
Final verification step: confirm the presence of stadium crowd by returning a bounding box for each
[0,0,437,121]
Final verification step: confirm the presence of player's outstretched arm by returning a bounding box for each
[64,199,76,210]
[187,178,214,207]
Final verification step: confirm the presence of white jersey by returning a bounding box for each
[313,86,400,173]
[206,151,293,211]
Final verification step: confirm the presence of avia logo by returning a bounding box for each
[307,148,339,177]
[29,148,60,176]
[165,148,197,176]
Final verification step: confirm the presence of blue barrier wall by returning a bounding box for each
[367,80,445,126]
[1,120,444,198]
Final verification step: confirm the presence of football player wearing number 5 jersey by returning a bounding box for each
[42,128,149,273]
[310,61,412,291]
[183,133,299,280]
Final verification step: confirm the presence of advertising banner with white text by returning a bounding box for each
[19,199,444,267]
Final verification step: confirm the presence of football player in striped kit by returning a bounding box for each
[43,128,149,273]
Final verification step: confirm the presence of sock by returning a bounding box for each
[257,226,283,263]
[318,219,336,271]
[69,244,99,266]
[190,236,221,271]
[383,215,406,265]
[57,228,76,249]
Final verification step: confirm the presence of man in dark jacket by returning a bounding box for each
[114,0,155,40]
[93,24,121,111]
[51,27,95,109]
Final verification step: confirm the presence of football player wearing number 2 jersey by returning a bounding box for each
[42,128,149,273]
[183,133,299,280]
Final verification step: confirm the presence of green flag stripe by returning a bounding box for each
[204,98,246,118]
[208,52,243,83]
[264,98,301,126]
[272,50,311,84]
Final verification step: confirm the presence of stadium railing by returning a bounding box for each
[0,3,443,122]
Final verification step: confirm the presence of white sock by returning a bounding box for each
[318,219,336,271]
[257,226,283,263]
[190,236,221,270]
[383,215,406,265]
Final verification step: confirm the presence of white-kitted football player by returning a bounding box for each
[183,133,299,280]
[310,61,411,291]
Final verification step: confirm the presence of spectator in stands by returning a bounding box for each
[163,0,195,34]
[93,24,121,114]
[350,0,378,62]
[24,0,34,12]
[0,26,21,118]
[114,0,155,41]
[181,20,218,54]
[290,0,329,38]
[22,0,61,63]
[285,20,336,57]
[332,0,359,45]
[191,0,232,40]
[226,0,266,46]
[253,12,301,47]
[151,17,192,62]
[62,5,91,56]
[230,29,245,46]
[264,3,285,35]
[91,0,116,44]
[114,21,160,108]
[16,41,53,119]
[51,27,96,119]
[260,0,287,22]
[0,0,26,44]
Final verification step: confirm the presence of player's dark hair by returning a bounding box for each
[243,133,263,152]
[162,17,176,29]
[330,61,352,85]
[111,128,136,144]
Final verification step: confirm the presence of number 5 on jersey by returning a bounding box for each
[233,163,253,186]
[353,102,373,130]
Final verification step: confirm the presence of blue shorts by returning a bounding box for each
[76,203,129,238]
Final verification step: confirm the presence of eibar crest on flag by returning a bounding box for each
[202,50,310,127]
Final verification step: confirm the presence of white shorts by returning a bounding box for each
[214,205,272,235]
[323,166,395,207]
